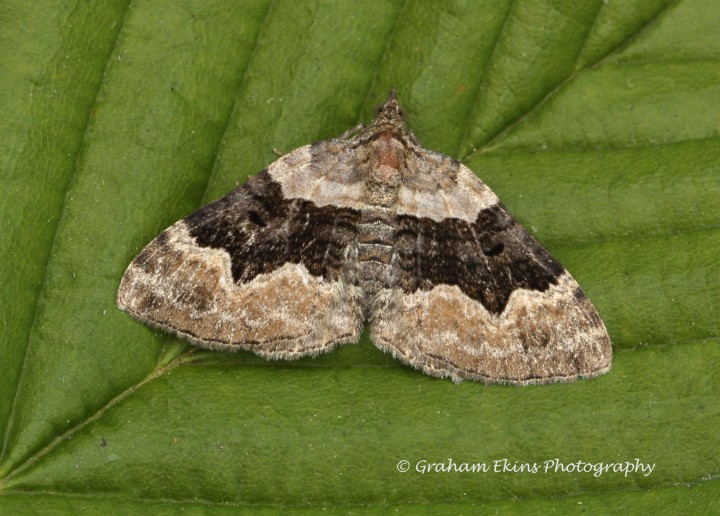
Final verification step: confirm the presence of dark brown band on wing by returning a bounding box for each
[183,172,564,315]
[185,171,361,283]
[393,204,564,314]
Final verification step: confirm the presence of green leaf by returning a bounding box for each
[1,0,718,512]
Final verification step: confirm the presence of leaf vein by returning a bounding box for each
[0,0,133,470]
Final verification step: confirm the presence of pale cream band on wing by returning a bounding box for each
[371,272,611,383]
[268,145,499,223]
[118,222,363,353]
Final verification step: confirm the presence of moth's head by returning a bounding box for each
[373,89,406,125]
[366,89,420,147]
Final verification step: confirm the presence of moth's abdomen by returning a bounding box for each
[356,210,395,315]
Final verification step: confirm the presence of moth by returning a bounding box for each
[118,91,612,385]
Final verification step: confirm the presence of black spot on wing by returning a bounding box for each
[185,171,360,283]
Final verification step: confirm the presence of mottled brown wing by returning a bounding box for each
[371,165,612,385]
[117,168,364,358]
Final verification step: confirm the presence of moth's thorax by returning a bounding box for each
[362,130,407,207]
